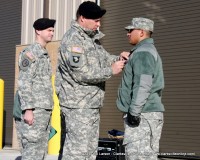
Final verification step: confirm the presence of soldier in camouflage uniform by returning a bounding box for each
[116,17,165,160]
[15,18,56,160]
[55,1,129,160]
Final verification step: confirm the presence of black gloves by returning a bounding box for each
[127,112,141,127]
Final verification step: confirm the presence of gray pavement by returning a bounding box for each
[0,146,186,160]
[0,146,58,160]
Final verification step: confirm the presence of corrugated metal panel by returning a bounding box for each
[0,0,22,145]
[100,0,200,155]
[21,0,44,44]
[21,0,96,44]
[48,0,95,41]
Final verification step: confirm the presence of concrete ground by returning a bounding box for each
[0,146,191,160]
[0,146,58,160]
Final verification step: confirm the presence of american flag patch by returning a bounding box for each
[71,46,84,54]
[25,52,35,60]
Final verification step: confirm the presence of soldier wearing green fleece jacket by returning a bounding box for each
[116,17,165,160]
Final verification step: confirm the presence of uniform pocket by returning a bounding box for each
[21,109,51,143]
[123,116,150,145]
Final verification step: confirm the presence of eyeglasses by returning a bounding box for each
[127,29,134,33]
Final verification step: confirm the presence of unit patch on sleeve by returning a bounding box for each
[19,51,35,71]
[69,46,84,67]
[72,56,80,63]
[22,59,30,67]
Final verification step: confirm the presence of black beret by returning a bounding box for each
[33,18,56,30]
[78,1,106,19]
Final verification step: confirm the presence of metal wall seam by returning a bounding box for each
[21,0,44,45]
[21,0,97,44]
[48,0,95,41]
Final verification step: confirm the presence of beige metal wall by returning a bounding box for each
[100,0,200,155]
[48,0,88,41]
[21,0,95,44]
[21,0,44,44]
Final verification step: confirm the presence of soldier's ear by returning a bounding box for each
[80,15,85,22]
[35,29,41,35]
[140,30,145,37]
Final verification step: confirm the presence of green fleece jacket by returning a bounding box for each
[116,38,165,116]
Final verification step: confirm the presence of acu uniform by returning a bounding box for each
[14,18,55,160]
[16,43,53,160]
[116,18,165,160]
[55,20,118,160]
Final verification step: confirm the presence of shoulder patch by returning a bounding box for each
[71,46,84,54]
[19,51,35,71]
[21,59,30,68]
[24,52,35,61]
[69,46,83,68]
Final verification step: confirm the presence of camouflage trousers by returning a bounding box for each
[60,107,100,160]
[15,108,51,160]
[123,112,164,160]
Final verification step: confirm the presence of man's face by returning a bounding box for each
[126,29,141,45]
[37,27,55,42]
[82,17,101,31]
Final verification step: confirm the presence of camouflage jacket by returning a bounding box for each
[55,20,118,109]
[18,42,53,111]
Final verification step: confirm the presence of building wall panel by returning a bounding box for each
[100,0,200,155]
[0,0,22,145]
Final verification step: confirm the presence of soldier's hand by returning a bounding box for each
[111,60,125,75]
[23,109,34,125]
[120,51,130,61]
[127,112,141,127]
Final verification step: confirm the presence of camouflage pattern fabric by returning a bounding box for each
[55,20,119,160]
[123,112,163,160]
[125,17,154,32]
[15,120,23,152]
[16,109,51,160]
[55,20,118,109]
[60,107,100,160]
[18,42,53,111]
[16,42,53,160]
